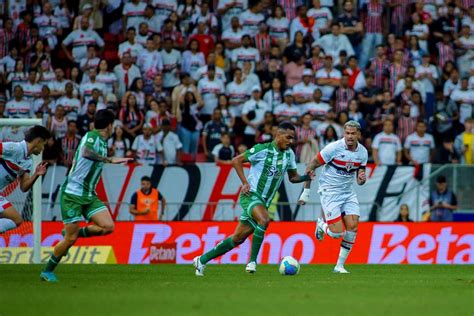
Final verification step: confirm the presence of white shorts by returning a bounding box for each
[0,195,12,213]
[319,192,360,224]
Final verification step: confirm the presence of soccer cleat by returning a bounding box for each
[193,256,206,277]
[40,271,58,282]
[245,261,257,273]
[315,218,325,241]
[333,265,350,274]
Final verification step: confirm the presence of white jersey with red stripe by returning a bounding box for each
[317,138,368,194]
[0,141,32,194]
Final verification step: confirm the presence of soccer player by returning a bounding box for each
[193,121,312,276]
[298,120,368,273]
[0,126,50,233]
[41,110,132,282]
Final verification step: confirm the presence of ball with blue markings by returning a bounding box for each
[279,256,300,275]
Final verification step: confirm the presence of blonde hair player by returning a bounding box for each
[298,120,368,273]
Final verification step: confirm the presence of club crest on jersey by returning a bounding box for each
[345,162,354,171]
[87,138,94,143]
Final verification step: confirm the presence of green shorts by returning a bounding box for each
[60,190,108,224]
[239,192,268,228]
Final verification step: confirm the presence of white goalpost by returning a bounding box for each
[0,119,43,263]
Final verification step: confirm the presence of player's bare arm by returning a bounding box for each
[357,167,367,185]
[232,153,250,195]
[298,157,324,205]
[287,169,313,184]
[19,162,48,192]
[82,146,132,164]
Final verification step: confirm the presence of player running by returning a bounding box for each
[41,110,132,282]
[0,126,50,233]
[193,122,312,276]
[298,120,368,273]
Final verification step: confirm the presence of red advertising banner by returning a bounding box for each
[1,222,472,264]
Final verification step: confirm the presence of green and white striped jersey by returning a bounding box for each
[63,130,108,197]
[244,141,297,204]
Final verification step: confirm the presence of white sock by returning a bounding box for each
[337,231,357,267]
[0,218,17,232]
[320,220,344,239]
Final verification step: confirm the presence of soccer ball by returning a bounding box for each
[279,256,300,275]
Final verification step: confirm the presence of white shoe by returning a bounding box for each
[315,218,325,241]
[193,256,206,277]
[245,261,257,273]
[333,265,350,273]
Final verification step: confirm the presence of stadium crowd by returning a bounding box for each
[0,0,473,167]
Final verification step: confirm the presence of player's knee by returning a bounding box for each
[13,217,23,226]
[256,217,270,228]
[345,223,358,232]
[101,222,114,235]
[64,234,78,245]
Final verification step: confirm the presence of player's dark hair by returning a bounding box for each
[25,125,51,142]
[141,176,152,182]
[94,110,115,129]
[278,121,295,132]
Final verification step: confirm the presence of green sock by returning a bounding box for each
[250,225,266,263]
[43,254,62,272]
[78,227,89,238]
[200,237,235,264]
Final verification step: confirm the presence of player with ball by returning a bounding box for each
[298,121,368,273]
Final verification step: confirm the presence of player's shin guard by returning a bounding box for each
[200,237,236,264]
[337,231,357,266]
[0,218,17,232]
[43,254,63,272]
[320,221,344,239]
[250,225,266,263]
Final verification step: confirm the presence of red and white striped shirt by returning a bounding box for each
[369,57,390,88]
[0,29,15,59]
[436,42,455,69]
[60,135,81,167]
[255,33,272,55]
[388,63,406,95]
[334,87,355,113]
[295,126,317,158]
[397,116,417,143]
[364,1,383,34]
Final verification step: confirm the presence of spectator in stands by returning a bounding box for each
[35,2,62,49]
[404,120,435,165]
[122,0,147,33]
[157,119,182,165]
[179,91,203,159]
[242,85,269,147]
[114,52,141,99]
[132,124,158,165]
[454,118,474,165]
[212,132,235,164]
[360,0,384,69]
[395,204,412,222]
[202,108,228,161]
[59,120,81,167]
[5,85,32,118]
[319,124,338,149]
[315,56,342,102]
[317,23,354,65]
[33,85,55,123]
[372,119,402,165]
[450,78,474,125]
[42,136,63,165]
[62,18,104,65]
[160,37,182,92]
[118,27,143,60]
[293,68,316,104]
[48,104,68,139]
[296,112,318,162]
[337,1,363,54]
[129,176,167,221]
[197,64,225,123]
[182,39,206,80]
[274,89,300,124]
[119,93,144,140]
[429,175,458,222]
[77,100,96,136]
[108,125,132,158]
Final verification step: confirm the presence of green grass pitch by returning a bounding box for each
[0,264,472,316]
